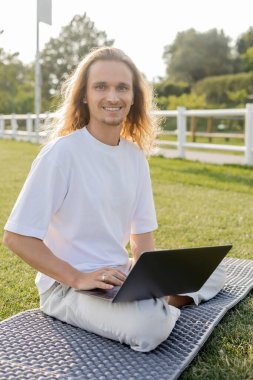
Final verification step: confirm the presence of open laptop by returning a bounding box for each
[77,244,232,303]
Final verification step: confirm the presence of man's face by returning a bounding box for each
[85,60,134,129]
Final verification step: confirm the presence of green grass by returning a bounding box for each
[0,140,252,379]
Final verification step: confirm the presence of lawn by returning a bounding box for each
[0,139,252,379]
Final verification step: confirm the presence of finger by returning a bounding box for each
[96,281,114,290]
[105,274,125,286]
[100,268,127,280]
[110,270,127,280]
[98,270,127,284]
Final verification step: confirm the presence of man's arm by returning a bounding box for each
[3,231,126,290]
[130,231,155,263]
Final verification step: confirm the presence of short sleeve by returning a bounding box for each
[4,154,68,240]
[131,156,158,234]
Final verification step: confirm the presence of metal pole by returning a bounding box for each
[35,3,40,144]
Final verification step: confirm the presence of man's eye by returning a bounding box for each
[118,85,128,91]
[95,84,105,90]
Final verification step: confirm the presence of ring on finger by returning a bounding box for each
[102,273,107,282]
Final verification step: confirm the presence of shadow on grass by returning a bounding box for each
[150,156,253,194]
[181,165,253,188]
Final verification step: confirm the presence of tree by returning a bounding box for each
[236,27,253,54]
[153,79,190,98]
[193,72,253,108]
[241,46,253,72]
[163,28,233,83]
[166,93,206,110]
[40,13,114,111]
[0,49,34,114]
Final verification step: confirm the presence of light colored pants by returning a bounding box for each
[40,263,225,352]
[183,262,226,305]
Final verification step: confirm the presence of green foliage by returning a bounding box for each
[156,96,170,110]
[154,79,190,97]
[154,79,205,111]
[166,93,206,110]
[163,28,233,83]
[158,26,253,110]
[236,27,253,54]
[226,89,248,103]
[193,72,253,108]
[241,46,253,72]
[40,13,114,111]
[0,50,34,114]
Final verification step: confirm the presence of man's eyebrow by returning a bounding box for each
[92,81,132,86]
[118,82,131,87]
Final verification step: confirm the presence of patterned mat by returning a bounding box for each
[1,257,253,380]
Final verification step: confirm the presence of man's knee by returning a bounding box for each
[127,299,180,352]
[183,263,226,305]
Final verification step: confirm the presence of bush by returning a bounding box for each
[154,79,190,98]
[193,72,253,107]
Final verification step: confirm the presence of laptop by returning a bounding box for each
[77,244,232,303]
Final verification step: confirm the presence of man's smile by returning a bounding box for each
[103,107,122,112]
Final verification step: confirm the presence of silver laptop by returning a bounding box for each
[77,245,232,303]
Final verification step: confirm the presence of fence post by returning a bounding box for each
[177,107,186,158]
[11,114,17,139]
[245,103,253,166]
[0,115,4,136]
[26,114,33,141]
[191,116,197,142]
[207,117,213,143]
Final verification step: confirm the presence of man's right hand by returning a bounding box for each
[3,232,127,292]
[75,268,127,291]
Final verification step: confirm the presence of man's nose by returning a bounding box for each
[106,89,119,102]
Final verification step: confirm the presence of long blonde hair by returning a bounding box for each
[47,47,160,154]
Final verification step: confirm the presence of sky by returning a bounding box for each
[0,0,253,81]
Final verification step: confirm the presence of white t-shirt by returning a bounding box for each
[4,127,158,294]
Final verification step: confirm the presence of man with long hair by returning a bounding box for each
[3,47,225,352]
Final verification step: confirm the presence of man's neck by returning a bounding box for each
[86,122,121,146]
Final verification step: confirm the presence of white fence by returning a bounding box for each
[0,113,50,144]
[155,104,253,165]
[1,104,253,165]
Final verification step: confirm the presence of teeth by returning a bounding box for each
[104,107,121,111]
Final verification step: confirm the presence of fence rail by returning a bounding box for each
[155,105,253,165]
[1,104,253,165]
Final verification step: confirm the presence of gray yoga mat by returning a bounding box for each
[0,257,253,380]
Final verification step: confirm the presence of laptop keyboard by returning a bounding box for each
[77,286,121,300]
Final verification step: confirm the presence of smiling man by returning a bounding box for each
[3,47,179,352]
[84,59,134,143]
[3,47,225,352]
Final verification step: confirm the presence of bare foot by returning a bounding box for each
[165,295,193,308]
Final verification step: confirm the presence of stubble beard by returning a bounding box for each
[102,115,125,128]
